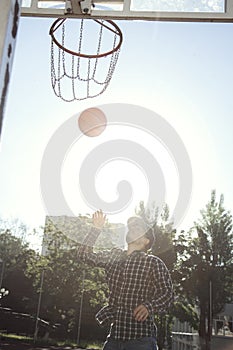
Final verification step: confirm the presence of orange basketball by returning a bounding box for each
[78,107,107,137]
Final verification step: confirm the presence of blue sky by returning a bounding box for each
[1,15,233,246]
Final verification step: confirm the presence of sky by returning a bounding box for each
[1,3,233,249]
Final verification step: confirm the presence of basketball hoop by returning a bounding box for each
[49,18,123,102]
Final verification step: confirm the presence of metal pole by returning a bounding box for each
[209,280,212,338]
[164,316,168,349]
[0,260,5,291]
[77,270,85,346]
[34,270,45,342]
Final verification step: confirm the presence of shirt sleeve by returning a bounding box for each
[77,227,113,268]
[95,305,117,327]
[143,257,174,316]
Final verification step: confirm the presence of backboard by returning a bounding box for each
[21,0,233,22]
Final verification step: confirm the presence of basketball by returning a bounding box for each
[78,107,107,137]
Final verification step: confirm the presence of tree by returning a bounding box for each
[28,215,110,340]
[0,228,38,313]
[177,190,233,350]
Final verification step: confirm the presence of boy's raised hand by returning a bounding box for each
[92,210,106,229]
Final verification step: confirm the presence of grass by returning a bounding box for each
[78,341,103,349]
[0,332,32,341]
[0,332,103,349]
[55,338,103,349]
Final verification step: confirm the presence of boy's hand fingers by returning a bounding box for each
[133,304,149,322]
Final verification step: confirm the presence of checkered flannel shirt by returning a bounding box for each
[77,227,174,340]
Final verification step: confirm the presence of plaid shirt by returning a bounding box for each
[78,228,174,340]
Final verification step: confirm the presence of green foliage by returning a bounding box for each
[0,192,232,347]
[0,226,38,312]
[28,215,110,336]
[175,190,233,349]
[172,301,198,329]
[0,216,109,339]
[135,197,231,349]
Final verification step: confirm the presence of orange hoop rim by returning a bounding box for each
[49,18,123,59]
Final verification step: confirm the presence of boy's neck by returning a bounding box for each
[127,244,145,256]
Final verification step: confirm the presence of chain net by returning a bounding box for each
[50,18,123,102]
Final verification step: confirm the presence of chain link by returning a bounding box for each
[50,19,122,102]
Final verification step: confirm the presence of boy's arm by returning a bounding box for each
[133,257,174,322]
[77,210,112,268]
[143,257,174,316]
[80,210,106,250]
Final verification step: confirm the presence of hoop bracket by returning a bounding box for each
[79,0,92,14]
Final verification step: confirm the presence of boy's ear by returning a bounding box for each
[144,236,150,248]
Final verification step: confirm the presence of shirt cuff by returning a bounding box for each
[142,301,154,317]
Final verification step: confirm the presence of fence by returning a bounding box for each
[172,332,233,350]
[172,332,200,350]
